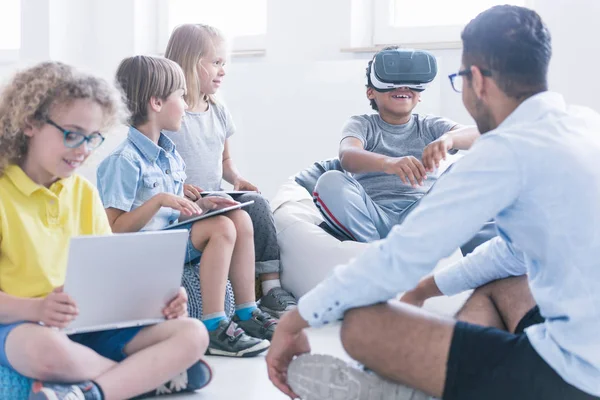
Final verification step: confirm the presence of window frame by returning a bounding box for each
[372,0,536,48]
[156,0,267,54]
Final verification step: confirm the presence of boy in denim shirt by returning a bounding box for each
[97,56,277,357]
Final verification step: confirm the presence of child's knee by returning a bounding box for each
[314,170,349,198]
[172,318,209,360]
[210,215,237,243]
[231,210,254,237]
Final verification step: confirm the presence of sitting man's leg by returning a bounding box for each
[313,170,395,242]
[291,276,597,399]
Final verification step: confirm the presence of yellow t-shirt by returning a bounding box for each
[0,165,112,298]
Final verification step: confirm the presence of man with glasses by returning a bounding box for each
[266,5,600,400]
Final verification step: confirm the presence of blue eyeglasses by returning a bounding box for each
[46,119,105,150]
[448,67,493,93]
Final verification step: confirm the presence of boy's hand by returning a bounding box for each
[383,156,427,187]
[422,134,453,172]
[183,184,203,201]
[163,287,188,319]
[158,193,203,216]
[35,287,79,328]
[233,178,259,192]
[197,196,239,212]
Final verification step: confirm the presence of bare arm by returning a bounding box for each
[445,126,480,150]
[222,139,259,191]
[339,137,427,187]
[106,193,202,233]
[0,291,40,324]
[422,126,480,171]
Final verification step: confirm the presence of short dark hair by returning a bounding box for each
[461,5,551,99]
[366,45,400,111]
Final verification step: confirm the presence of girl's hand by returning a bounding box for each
[183,184,203,202]
[233,178,259,192]
[197,196,239,212]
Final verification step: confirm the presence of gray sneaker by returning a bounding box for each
[288,354,430,400]
[258,287,297,318]
[207,319,270,358]
[233,308,278,341]
[29,381,102,400]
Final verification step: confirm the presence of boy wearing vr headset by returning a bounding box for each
[313,46,480,242]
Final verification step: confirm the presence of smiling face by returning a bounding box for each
[367,86,421,121]
[197,41,227,96]
[23,99,104,186]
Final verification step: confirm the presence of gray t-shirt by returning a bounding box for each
[343,113,458,211]
[164,102,235,190]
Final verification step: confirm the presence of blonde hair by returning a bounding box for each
[0,61,129,176]
[164,24,225,109]
[116,55,186,127]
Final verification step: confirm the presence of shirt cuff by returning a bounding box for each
[297,280,346,328]
[433,260,469,297]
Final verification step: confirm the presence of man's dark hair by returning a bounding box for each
[461,5,551,99]
[366,45,400,111]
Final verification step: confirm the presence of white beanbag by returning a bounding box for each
[272,178,471,317]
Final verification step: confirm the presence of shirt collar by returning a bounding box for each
[497,91,566,131]
[127,126,177,163]
[4,165,74,197]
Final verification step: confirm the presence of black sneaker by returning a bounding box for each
[258,287,298,319]
[233,308,278,341]
[29,381,102,400]
[207,319,270,357]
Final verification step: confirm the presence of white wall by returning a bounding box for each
[2,0,599,198]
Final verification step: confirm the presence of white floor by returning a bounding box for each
[170,290,471,399]
[171,324,349,399]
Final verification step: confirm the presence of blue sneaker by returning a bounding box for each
[29,381,102,400]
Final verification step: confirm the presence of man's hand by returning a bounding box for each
[233,178,259,192]
[398,288,427,308]
[382,156,427,187]
[398,275,442,307]
[183,184,203,202]
[266,309,311,398]
[163,287,188,319]
[422,134,453,172]
[35,287,79,328]
[158,193,203,216]
[196,196,239,212]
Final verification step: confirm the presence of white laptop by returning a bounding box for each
[164,200,254,230]
[62,230,188,335]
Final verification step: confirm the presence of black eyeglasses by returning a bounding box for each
[448,67,493,93]
[46,119,105,150]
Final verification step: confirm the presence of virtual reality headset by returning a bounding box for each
[367,48,438,92]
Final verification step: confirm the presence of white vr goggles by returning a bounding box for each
[367,48,438,92]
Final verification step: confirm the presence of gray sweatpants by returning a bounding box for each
[313,170,497,254]
[232,192,281,275]
[313,171,419,242]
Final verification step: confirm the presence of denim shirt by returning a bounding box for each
[97,126,186,231]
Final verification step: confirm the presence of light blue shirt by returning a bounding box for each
[97,126,187,231]
[298,92,600,396]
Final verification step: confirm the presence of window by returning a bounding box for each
[158,0,267,53]
[373,0,532,47]
[0,0,20,62]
